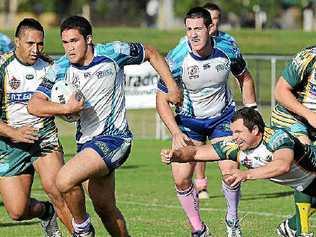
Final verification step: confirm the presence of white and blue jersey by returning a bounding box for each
[0,33,14,54]
[37,42,145,145]
[158,36,246,119]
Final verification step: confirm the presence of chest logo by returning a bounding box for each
[187,65,199,80]
[25,74,34,80]
[203,63,211,70]
[9,77,21,90]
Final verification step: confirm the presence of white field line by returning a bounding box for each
[30,190,316,225]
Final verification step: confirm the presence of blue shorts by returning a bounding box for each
[77,135,132,173]
[175,105,234,142]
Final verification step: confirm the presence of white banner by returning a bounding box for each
[124,61,160,109]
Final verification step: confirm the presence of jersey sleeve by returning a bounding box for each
[212,139,239,161]
[266,128,296,151]
[282,48,316,88]
[36,56,70,98]
[215,38,246,77]
[157,40,187,93]
[96,42,145,68]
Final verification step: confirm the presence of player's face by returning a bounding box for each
[61,28,92,65]
[185,17,210,54]
[230,118,258,151]
[15,29,44,65]
[208,9,221,36]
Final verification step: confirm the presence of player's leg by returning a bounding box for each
[194,160,209,199]
[86,172,129,237]
[0,173,55,224]
[173,116,209,235]
[34,150,73,232]
[172,162,204,230]
[211,105,242,237]
[56,135,131,236]
[56,148,99,236]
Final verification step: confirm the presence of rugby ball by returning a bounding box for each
[51,80,83,122]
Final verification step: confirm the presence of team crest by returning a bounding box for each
[188,65,199,80]
[9,77,21,90]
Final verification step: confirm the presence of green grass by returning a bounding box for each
[0,135,313,236]
[3,27,316,55]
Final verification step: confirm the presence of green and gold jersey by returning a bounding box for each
[0,52,55,132]
[273,47,316,117]
[213,126,316,192]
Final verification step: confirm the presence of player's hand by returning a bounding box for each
[172,132,192,149]
[11,125,39,143]
[160,149,173,165]
[167,86,183,107]
[64,93,84,114]
[223,169,248,187]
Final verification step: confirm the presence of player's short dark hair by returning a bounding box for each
[184,7,212,27]
[203,2,221,13]
[15,18,44,38]
[232,107,265,133]
[60,16,92,39]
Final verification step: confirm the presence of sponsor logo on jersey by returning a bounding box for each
[215,63,229,72]
[96,69,114,79]
[203,63,211,70]
[8,92,33,102]
[84,72,91,78]
[71,75,80,88]
[9,77,20,90]
[188,65,199,80]
[25,74,34,80]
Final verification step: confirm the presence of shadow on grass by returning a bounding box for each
[206,191,293,200]
[0,220,38,227]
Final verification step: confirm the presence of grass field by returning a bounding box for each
[2,28,316,55]
[0,131,314,237]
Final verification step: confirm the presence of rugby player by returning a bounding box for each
[0,18,73,236]
[156,6,256,237]
[28,15,181,237]
[161,107,316,237]
[271,46,316,236]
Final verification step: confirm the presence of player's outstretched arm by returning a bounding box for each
[226,148,293,187]
[144,44,182,106]
[28,92,83,117]
[161,144,221,164]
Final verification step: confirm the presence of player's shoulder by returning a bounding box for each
[214,36,241,59]
[167,37,190,61]
[217,31,237,45]
[264,126,294,149]
[95,41,143,56]
[0,51,15,67]
[292,46,316,63]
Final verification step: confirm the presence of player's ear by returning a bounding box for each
[86,35,93,45]
[252,125,259,135]
[14,37,20,48]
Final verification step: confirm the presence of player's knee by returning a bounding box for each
[56,173,71,193]
[7,207,27,221]
[174,178,193,191]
